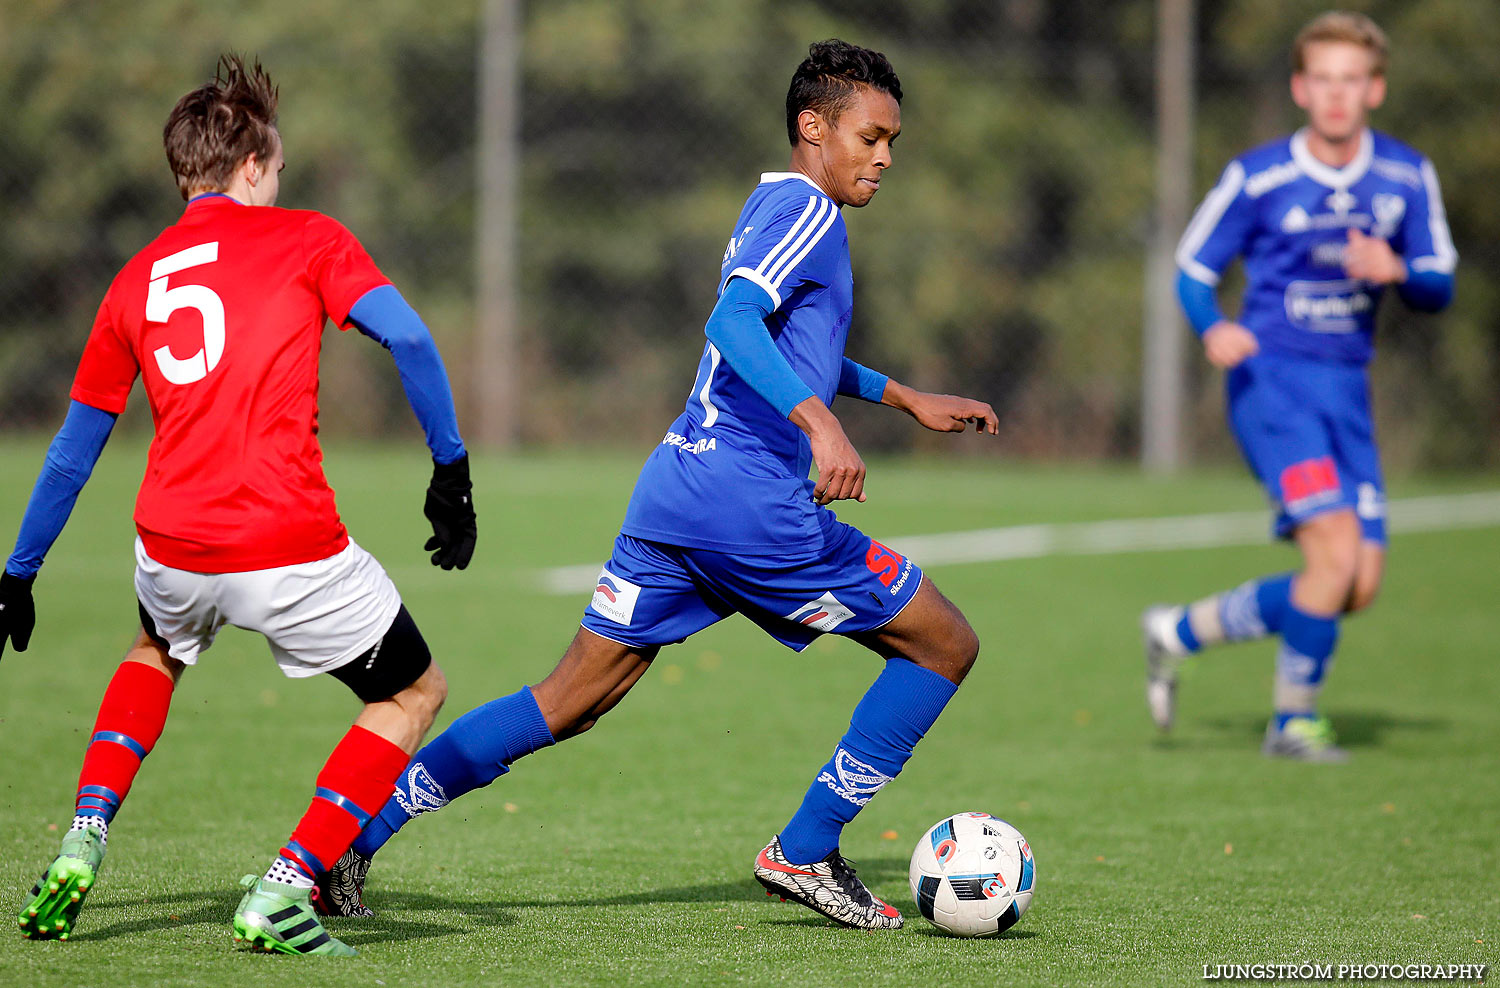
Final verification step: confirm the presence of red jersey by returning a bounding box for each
[71,195,390,573]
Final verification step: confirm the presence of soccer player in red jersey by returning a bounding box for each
[1,56,474,955]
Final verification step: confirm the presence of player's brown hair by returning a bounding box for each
[163,54,279,200]
[1292,11,1388,76]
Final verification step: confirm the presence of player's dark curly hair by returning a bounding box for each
[163,54,279,200]
[786,40,902,146]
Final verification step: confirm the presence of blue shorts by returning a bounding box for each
[1226,353,1386,544]
[579,521,924,652]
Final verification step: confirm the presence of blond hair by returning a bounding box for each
[1293,11,1388,75]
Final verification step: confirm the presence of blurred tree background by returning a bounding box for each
[1,0,1495,468]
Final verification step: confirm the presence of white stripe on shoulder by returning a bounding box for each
[754,196,821,280]
[1418,159,1458,274]
[767,198,839,292]
[1174,160,1245,283]
[725,267,782,309]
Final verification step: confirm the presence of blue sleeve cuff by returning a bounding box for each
[838,358,888,403]
[704,278,816,418]
[348,285,466,464]
[6,400,117,578]
[1397,268,1453,313]
[1176,270,1224,337]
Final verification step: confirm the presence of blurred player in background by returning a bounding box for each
[315,40,998,931]
[0,55,477,954]
[1143,12,1456,760]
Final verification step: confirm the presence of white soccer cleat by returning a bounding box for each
[1141,605,1186,731]
[754,836,903,930]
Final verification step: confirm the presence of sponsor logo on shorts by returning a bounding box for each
[590,567,641,626]
[785,591,854,632]
[1278,455,1342,515]
[394,762,449,818]
[817,748,893,806]
[866,540,915,597]
[1357,482,1385,520]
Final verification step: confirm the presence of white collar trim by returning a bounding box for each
[760,171,827,195]
[1290,127,1372,188]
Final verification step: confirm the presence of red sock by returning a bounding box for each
[281,725,409,877]
[75,661,175,822]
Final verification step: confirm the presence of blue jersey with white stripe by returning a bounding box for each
[1176,128,1456,365]
[621,172,852,554]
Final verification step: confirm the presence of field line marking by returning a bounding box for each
[538,490,1500,594]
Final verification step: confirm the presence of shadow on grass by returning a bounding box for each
[1195,709,1448,749]
[63,857,918,946]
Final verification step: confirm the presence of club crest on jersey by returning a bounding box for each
[394,762,449,818]
[590,567,641,626]
[817,748,892,806]
[784,591,854,632]
[1371,193,1406,239]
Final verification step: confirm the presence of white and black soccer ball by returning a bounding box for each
[908,812,1035,937]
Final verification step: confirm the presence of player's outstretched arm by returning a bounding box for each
[1,400,118,660]
[879,379,998,436]
[348,286,476,570]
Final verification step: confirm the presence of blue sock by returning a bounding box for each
[1174,612,1201,652]
[352,686,555,858]
[778,659,958,865]
[1177,573,1294,652]
[1272,604,1339,728]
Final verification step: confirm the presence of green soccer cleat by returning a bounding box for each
[17,824,106,941]
[1262,715,1349,763]
[232,874,356,956]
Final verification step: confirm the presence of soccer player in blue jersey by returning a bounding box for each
[313,40,998,929]
[1142,12,1456,761]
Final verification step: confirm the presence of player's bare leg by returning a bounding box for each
[756,578,977,930]
[531,629,659,740]
[1344,540,1384,614]
[19,631,182,941]
[321,628,657,918]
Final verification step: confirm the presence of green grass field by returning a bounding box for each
[0,439,1495,986]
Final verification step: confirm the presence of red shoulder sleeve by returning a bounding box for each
[302,212,392,328]
[70,293,139,414]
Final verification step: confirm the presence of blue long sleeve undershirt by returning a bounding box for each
[6,400,118,579]
[1396,268,1453,312]
[705,278,816,417]
[708,277,889,417]
[839,357,889,403]
[348,285,466,465]
[1176,271,1224,337]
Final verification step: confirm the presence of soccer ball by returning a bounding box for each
[908,812,1035,937]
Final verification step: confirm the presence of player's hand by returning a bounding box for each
[0,571,37,660]
[888,383,999,436]
[423,455,477,570]
[1344,228,1407,285]
[1202,321,1259,369]
[789,397,867,505]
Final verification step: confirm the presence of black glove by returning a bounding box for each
[424,455,477,570]
[0,571,37,660]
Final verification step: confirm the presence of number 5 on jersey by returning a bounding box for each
[148,242,224,385]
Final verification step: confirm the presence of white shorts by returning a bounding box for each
[133,537,402,678]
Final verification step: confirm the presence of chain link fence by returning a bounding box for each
[2,0,1496,468]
